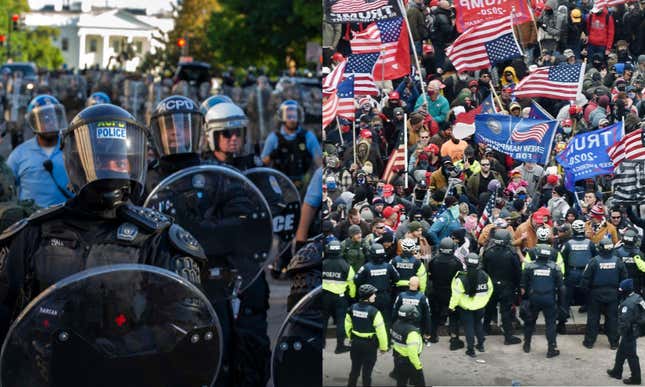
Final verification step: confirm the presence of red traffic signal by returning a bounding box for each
[0,35,5,43]
[177,37,186,48]
[11,14,19,22]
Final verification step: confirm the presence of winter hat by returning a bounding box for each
[531,212,545,225]
[620,278,634,292]
[488,179,501,192]
[590,203,605,218]
[393,107,405,116]
[372,196,384,205]
[598,95,610,108]
[348,225,362,237]
[512,199,526,212]
[380,230,394,244]
[408,221,423,232]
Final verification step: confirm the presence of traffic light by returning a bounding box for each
[177,37,186,48]
[11,14,19,31]
[0,35,5,48]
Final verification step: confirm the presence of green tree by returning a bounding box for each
[0,0,64,69]
[205,0,321,74]
[167,0,221,66]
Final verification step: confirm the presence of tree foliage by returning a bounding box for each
[0,0,64,69]
[167,0,221,66]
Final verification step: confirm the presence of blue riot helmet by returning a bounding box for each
[26,94,68,136]
[86,91,111,106]
[199,95,233,116]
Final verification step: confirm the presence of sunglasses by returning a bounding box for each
[220,128,242,138]
[420,136,429,139]
[481,163,490,166]
[612,216,622,219]
[375,225,385,229]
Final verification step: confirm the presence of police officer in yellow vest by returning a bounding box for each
[391,238,427,298]
[449,253,493,357]
[391,304,426,387]
[345,284,389,387]
[323,239,356,354]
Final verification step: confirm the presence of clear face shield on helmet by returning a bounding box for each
[278,103,304,129]
[150,111,202,157]
[28,103,68,135]
[63,119,147,198]
[204,103,248,156]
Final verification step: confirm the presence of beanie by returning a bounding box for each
[598,95,610,108]
[348,225,362,237]
[620,278,634,293]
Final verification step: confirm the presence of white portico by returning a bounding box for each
[24,7,173,71]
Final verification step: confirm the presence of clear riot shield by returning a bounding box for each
[144,165,275,300]
[0,264,222,387]
[271,285,323,387]
[243,167,301,256]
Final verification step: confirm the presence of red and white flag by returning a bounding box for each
[322,75,356,127]
[593,0,632,8]
[350,17,410,80]
[322,59,347,91]
[608,129,645,167]
[381,144,406,184]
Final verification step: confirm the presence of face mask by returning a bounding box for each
[617,85,626,92]
[458,74,469,81]
[563,126,572,134]
[628,93,636,99]
[384,195,394,204]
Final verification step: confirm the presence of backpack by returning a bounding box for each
[0,199,39,233]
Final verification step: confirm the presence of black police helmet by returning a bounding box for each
[492,229,512,245]
[358,284,378,300]
[149,95,203,158]
[324,240,342,259]
[62,104,148,209]
[465,253,480,267]
[623,229,638,247]
[439,237,455,254]
[369,243,387,262]
[598,237,614,254]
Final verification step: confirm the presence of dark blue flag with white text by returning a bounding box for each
[474,114,558,164]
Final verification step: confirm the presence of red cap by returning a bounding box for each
[546,174,558,185]
[568,105,579,115]
[331,52,344,62]
[383,206,395,218]
[532,212,545,225]
[468,80,478,87]
[388,91,400,100]
[422,43,434,55]
[383,184,394,197]
[424,144,440,155]
[359,129,372,139]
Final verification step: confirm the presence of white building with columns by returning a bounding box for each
[24,5,173,71]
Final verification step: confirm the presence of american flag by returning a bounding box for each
[511,122,551,143]
[608,129,645,167]
[344,53,380,95]
[446,16,522,73]
[322,75,356,127]
[612,160,645,204]
[351,17,403,63]
[381,130,406,183]
[514,63,584,101]
[331,0,389,13]
[593,0,630,9]
[475,189,497,238]
[322,60,347,91]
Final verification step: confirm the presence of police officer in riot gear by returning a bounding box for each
[559,219,597,332]
[345,284,389,387]
[449,253,494,357]
[582,237,628,349]
[355,243,399,334]
[391,238,427,299]
[616,230,643,294]
[608,278,644,385]
[261,100,322,189]
[524,226,565,274]
[146,95,271,386]
[521,242,565,358]
[86,91,111,106]
[322,239,355,354]
[427,237,463,347]
[0,103,206,340]
[481,229,522,344]
[203,100,260,170]
[391,303,426,387]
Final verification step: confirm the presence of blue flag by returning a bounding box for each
[480,93,497,114]
[474,114,558,164]
[556,122,624,188]
[528,100,554,120]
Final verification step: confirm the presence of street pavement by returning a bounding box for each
[324,333,644,386]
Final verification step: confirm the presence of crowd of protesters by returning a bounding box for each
[322,0,645,385]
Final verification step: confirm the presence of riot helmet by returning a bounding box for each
[623,229,639,247]
[61,104,147,209]
[358,284,378,300]
[598,237,614,255]
[324,240,342,259]
[276,100,304,128]
[465,253,480,268]
[535,245,555,261]
[571,220,585,235]
[536,226,552,243]
[199,95,233,116]
[86,91,111,106]
[397,303,420,323]
[439,237,456,254]
[400,238,417,257]
[203,102,248,156]
[26,94,68,136]
[368,243,387,263]
[149,95,203,158]
[492,229,512,246]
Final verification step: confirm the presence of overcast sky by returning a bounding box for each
[28,0,175,14]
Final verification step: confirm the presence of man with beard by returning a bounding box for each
[7,95,72,208]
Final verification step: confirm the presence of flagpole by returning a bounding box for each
[353,118,357,166]
[490,84,505,112]
[404,112,409,189]
[525,0,543,55]
[336,117,344,146]
[396,0,427,103]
